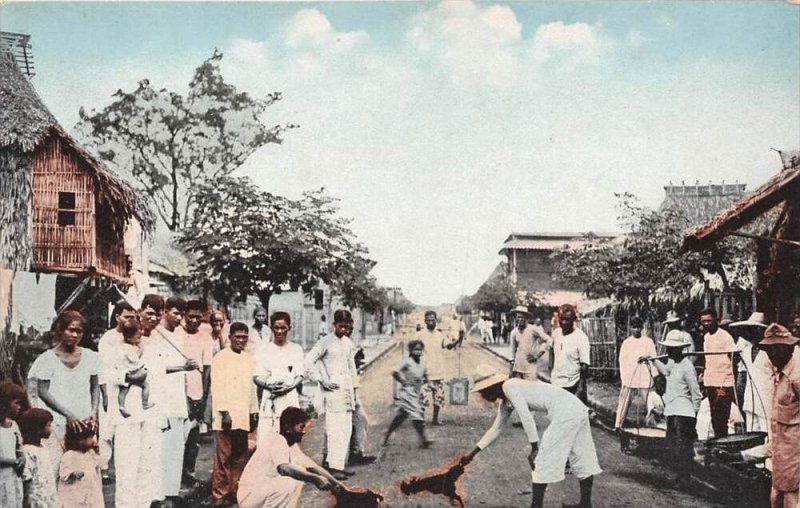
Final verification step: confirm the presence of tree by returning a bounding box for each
[77,50,296,231]
[552,193,753,315]
[471,265,518,314]
[178,177,381,314]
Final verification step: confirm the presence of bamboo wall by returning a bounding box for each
[31,136,127,279]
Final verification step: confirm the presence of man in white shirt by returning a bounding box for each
[149,297,198,502]
[304,309,360,480]
[729,312,770,432]
[460,365,601,508]
[417,310,457,425]
[614,317,657,429]
[254,312,305,444]
[532,304,591,405]
[97,301,138,479]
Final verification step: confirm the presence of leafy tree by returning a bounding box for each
[471,264,518,314]
[177,177,381,314]
[386,293,415,316]
[552,193,753,314]
[77,50,296,231]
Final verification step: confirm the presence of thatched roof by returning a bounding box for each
[682,160,800,252]
[0,54,154,237]
[0,53,55,151]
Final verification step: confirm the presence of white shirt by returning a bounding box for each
[304,333,358,412]
[550,328,591,388]
[255,341,305,415]
[476,378,588,449]
[735,338,773,419]
[29,348,99,426]
[148,326,188,418]
[237,432,315,504]
[97,328,124,385]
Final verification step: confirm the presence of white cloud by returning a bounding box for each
[285,8,368,51]
[530,21,611,67]
[626,30,644,48]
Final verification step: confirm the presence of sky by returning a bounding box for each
[2,1,799,305]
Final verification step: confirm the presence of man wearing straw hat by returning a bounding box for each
[510,306,549,382]
[662,310,695,360]
[758,323,800,508]
[459,365,601,508]
[643,332,701,488]
[729,312,771,432]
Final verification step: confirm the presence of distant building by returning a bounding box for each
[659,181,747,226]
[498,232,617,293]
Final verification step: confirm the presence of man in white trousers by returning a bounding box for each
[304,309,360,480]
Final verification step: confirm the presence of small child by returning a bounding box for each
[19,408,58,508]
[57,425,103,508]
[382,340,433,448]
[645,376,667,430]
[117,325,154,418]
[0,381,28,508]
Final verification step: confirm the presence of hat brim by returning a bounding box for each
[663,317,682,324]
[471,374,507,393]
[760,335,800,346]
[658,340,691,348]
[728,321,767,329]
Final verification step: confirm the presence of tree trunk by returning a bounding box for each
[256,290,273,317]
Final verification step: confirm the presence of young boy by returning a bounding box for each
[116,326,154,418]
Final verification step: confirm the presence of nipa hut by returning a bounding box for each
[0,47,151,377]
[682,151,800,324]
[0,53,148,281]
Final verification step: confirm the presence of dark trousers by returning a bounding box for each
[564,379,588,406]
[706,386,734,438]
[183,398,205,474]
[666,415,697,480]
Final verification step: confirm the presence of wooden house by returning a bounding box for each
[0,42,150,377]
[0,49,148,283]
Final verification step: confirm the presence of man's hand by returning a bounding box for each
[221,411,232,431]
[184,359,200,371]
[249,413,259,433]
[638,355,650,364]
[528,443,539,470]
[320,380,340,391]
[126,368,147,385]
[13,455,25,473]
[312,475,334,491]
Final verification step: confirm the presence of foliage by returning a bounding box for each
[177,177,383,313]
[552,193,754,314]
[77,50,296,231]
[386,292,415,316]
[470,264,518,314]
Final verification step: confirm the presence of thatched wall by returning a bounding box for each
[0,149,32,270]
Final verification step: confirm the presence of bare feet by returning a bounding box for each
[119,407,131,418]
[143,402,156,410]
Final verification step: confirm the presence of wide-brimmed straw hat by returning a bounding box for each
[659,335,692,348]
[729,312,767,330]
[471,364,508,393]
[510,305,532,316]
[663,310,682,324]
[760,323,800,346]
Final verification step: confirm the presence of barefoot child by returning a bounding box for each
[57,425,103,508]
[116,325,154,418]
[0,381,28,508]
[19,408,57,508]
[383,340,433,448]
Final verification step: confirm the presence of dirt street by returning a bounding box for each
[297,340,733,507]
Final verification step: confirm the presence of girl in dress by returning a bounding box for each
[57,425,103,508]
[0,381,28,508]
[19,408,58,508]
[382,340,433,448]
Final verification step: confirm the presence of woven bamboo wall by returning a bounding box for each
[31,137,94,272]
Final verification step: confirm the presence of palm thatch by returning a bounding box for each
[0,53,154,272]
[659,182,748,227]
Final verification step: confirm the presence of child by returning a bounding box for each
[117,325,154,418]
[0,381,27,508]
[57,425,103,508]
[382,340,433,448]
[19,408,58,508]
[645,376,667,430]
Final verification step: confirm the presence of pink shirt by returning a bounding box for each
[184,329,214,401]
[703,328,736,387]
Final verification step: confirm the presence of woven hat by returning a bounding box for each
[659,334,692,348]
[663,310,682,324]
[471,364,508,393]
[760,323,800,346]
[729,312,767,330]
[511,305,532,316]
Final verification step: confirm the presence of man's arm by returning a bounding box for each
[461,401,516,465]
[303,341,329,384]
[276,463,334,491]
[685,363,702,414]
